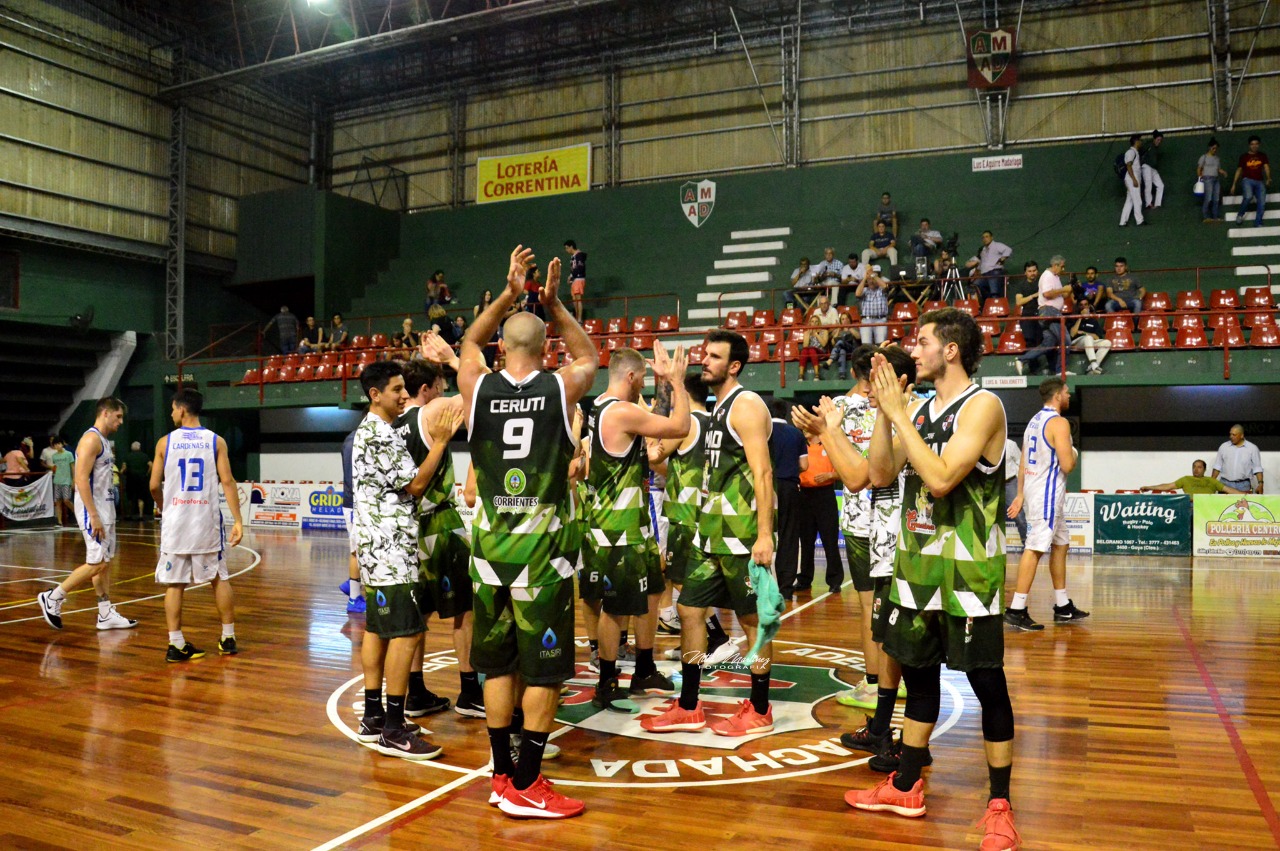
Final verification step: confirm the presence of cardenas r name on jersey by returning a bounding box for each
[169,441,206,451]
[490,397,546,414]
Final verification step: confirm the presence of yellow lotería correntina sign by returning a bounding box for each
[475,143,591,204]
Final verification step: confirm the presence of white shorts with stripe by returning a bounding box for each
[155,551,229,584]
[1023,483,1068,552]
[81,523,117,565]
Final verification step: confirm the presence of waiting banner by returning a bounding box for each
[1094,494,1192,556]
[0,475,53,523]
[1192,494,1280,557]
[475,143,591,205]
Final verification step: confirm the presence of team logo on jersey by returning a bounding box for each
[680,179,716,228]
[915,414,926,429]
[905,489,936,533]
[941,414,955,432]
[504,468,527,496]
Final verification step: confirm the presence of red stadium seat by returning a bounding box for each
[606,317,627,334]
[752,309,776,328]
[1243,286,1274,308]
[239,368,260,385]
[350,334,370,349]
[260,367,280,383]
[284,354,301,367]
[981,334,995,355]
[900,329,919,351]
[606,335,625,351]
[358,350,378,365]
[1104,314,1133,334]
[329,363,346,380]
[1173,313,1202,333]
[1176,322,1210,349]
[922,300,947,313]
[1176,290,1205,311]
[583,318,604,335]
[688,344,706,364]
[542,351,560,369]
[657,314,679,332]
[1243,307,1276,329]
[1138,314,1168,333]
[301,353,320,367]
[723,311,749,330]
[347,362,364,378]
[1105,325,1135,351]
[748,341,769,363]
[977,318,1003,338]
[888,302,918,340]
[265,355,284,369]
[777,340,801,362]
[320,351,341,366]
[1207,312,1239,333]
[780,308,804,326]
[368,333,386,349]
[953,298,981,316]
[1216,324,1247,348]
[278,365,298,382]
[738,329,760,345]
[836,304,861,323]
[1139,326,1171,350]
[996,328,1025,354]
[312,365,332,381]
[760,327,783,346]
[1143,292,1172,312]
[299,365,318,381]
[787,327,806,344]
[1251,323,1280,347]
[632,316,654,333]
[982,297,1011,318]
[630,334,653,351]
[1209,288,1240,311]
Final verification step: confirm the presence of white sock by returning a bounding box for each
[670,587,680,607]
[1010,593,1029,611]
[1054,588,1070,608]
[51,586,67,602]
[661,606,677,621]
[98,599,111,617]
[222,623,235,638]
[350,579,362,601]
[169,630,185,646]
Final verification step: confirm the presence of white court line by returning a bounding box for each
[0,545,261,623]
[0,563,72,573]
[0,577,59,586]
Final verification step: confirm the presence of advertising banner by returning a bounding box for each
[0,475,54,522]
[219,482,251,527]
[302,483,346,531]
[1094,494,1191,556]
[248,481,301,529]
[1192,494,1280,557]
[475,143,590,205]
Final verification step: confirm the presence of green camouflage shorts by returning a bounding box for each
[471,579,575,685]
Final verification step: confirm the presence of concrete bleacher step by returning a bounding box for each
[697,291,763,303]
[1223,192,1280,205]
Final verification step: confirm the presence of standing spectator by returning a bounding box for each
[473,289,494,320]
[872,192,898,237]
[39,435,58,473]
[1004,436,1027,547]
[1120,134,1145,227]
[1198,137,1227,222]
[797,435,843,596]
[966,230,1014,301]
[564,239,587,323]
[122,439,152,521]
[768,398,810,599]
[1211,424,1264,493]
[1008,260,1042,358]
[325,313,350,351]
[50,437,75,526]
[263,306,299,355]
[1140,130,1165,209]
[811,247,844,296]
[856,266,891,345]
[297,316,326,354]
[909,218,943,260]
[1104,257,1144,315]
[1016,255,1073,376]
[797,294,841,381]
[391,317,419,350]
[861,221,898,268]
[1143,460,1246,495]
[785,257,820,310]
[837,253,866,306]
[1230,135,1272,227]
[424,270,452,313]
[523,265,544,317]
[1068,302,1112,375]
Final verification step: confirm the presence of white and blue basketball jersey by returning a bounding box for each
[161,428,223,555]
[1023,406,1065,522]
[73,427,115,526]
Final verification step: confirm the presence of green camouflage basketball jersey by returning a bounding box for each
[893,384,1006,616]
[698,385,772,556]
[393,404,466,543]
[586,397,652,547]
[468,370,577,587]
[663,409,709,529]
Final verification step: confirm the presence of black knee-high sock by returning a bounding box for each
[634,648,656,678]
[408,671,427,698]
[619,630,629,648]
[868,687,897,736]
[893,743,930,790]
[385,695,406,731]
[364,688,384,718]
[513,730,548,790]
[598,658,618,689]
[489,727,515,776]
[510,707,525,735]
[459,671,480,696]
[866,672,879,686]
[706,615,727,646]
[988,763,1012,802]
[750,670,770,715]
[679,662,701,710]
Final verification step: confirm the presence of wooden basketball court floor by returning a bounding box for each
[1,522,1278,850]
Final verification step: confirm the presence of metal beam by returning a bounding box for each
[165,104,188,360]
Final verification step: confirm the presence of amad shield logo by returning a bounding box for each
[680,179,716,228]
[968,28,1016,88]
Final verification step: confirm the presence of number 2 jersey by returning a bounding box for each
[160,427,223,555]
[467,369,578,587]
[1022,405,1067,523]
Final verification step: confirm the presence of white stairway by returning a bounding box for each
[684,227,790,332]
[1224,191,1280,292]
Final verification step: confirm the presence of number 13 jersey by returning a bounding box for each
[161,427,223,555]
[468,369,578,587]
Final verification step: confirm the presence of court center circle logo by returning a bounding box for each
[328,639,966,788]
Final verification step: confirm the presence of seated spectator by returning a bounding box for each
[1141,460,1245,494]
[263,305,299,355]
[3,437,32,481]
[872,191,898,236]
[1072,266,1106,310]
[811,248,844,297]
[473,288,494,319]
[324,313,349,351]
[1104,256,1145,315]
[860,220,898,268]
[391,317,418,350]
[1068,301,1111,375]
[837,253,866,306]
[440,314,467,346]
[855,265,891,345]
[297,315,325,353]
[797,294,841,381]
[966,230,1013,301]
[1015,255,1073,376]
[826,327,861,381]
[909,218,943,258]
[785,257,820,310]
[523,265,544,317]
[424,269,452,313]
